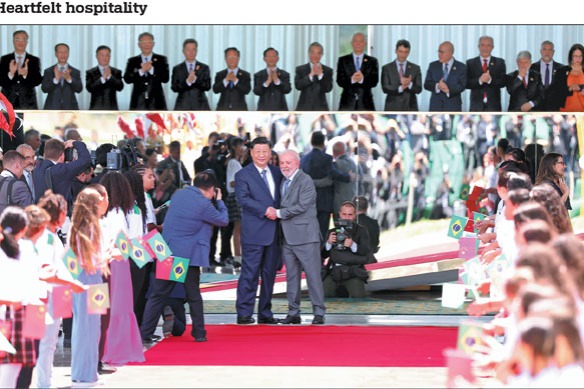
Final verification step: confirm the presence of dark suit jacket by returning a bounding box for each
[300,147,350,213]
[506,70,545,112]
[294,63,333,111]
[0,52,42,109]
[547,65,572,110]
[381,60,422,111]
[336,53,379,111]
[156,157,192,188]
[123,53,169,110]
[234,163,282,246]
[163,185,228,267]
[253,68,291,111]
[41,64,83,110]
[466,56,506,111]
[85,65,124,110]
[212,68,251,111]
[171,61,211,110]
[424,59,467,112]
[32,141,91,204]
[530,60,566,111]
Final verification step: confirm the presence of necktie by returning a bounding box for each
[399,63,404,77]
[144,57,149,63]
[17,55,23,69]
[281,178,290,197]
[482,59,488,103]
[189,63,194,73]
[443,63,449,81]
[545,63,550,88]
[228,71,234,88]
[523,76,528,89]
[261,169,271,196]
[59,66,65,85]
[355,56,360,71]
[25,172,34,201]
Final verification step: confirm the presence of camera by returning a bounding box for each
[333,219,354,251]
[106,143,140,172]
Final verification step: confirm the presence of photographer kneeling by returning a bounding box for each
[322,201,376,298]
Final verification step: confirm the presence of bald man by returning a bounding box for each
[424,41,467,111]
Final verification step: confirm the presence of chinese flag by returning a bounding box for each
[52,286,73,319]
[155,256,173,280]
[22,305,46,339]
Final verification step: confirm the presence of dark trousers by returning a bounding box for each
[130,261,152,327]
[62,317,72,340]
[166,297,187,337]
[317,210,331,242]
[236,240,279,319]
[219,222,234,259]
[140,266,205,340]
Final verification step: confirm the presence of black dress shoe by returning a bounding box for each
[279,315,301,324]
[311,315,325,325]
[142,335,162,343]
[194,337,207,342]
[258,317,280,324]
[236,315,255,324]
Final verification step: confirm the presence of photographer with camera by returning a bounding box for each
[321,201,376,298]
[32,138,91,209]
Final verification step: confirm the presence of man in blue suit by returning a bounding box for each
[140,171,228,343]
[424,41,467,112]
[234,137,282,324]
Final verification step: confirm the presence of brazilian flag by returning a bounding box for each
[459,183,470,201]
[62,247,80,280]
[129,238,149,269]
[115,231,132,261]
[170,257,189,283]
[447,215,468,239]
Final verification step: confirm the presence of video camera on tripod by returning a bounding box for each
[106,143,142,172]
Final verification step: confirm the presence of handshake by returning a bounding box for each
[265,206,278,220]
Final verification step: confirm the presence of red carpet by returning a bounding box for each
[138,325,457,367]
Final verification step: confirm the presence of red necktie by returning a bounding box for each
[482,59,488,103]
[523,77,528,89]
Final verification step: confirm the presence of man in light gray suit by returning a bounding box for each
[267,150,326,325]
[381,39,422,111]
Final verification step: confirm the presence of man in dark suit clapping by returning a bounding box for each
[0,30,42,109]
[123,32,169,110]
[85,45,124,110]
[424,41,467,112]
[336,32,379,111]
[253,47,291,111]
[507,50,545,112]
[212,47,251,111]
[381,39,422,111]
[294,42,333,111]
[41,43,83,110]
[171,38,211,111]
[466,36,507,112]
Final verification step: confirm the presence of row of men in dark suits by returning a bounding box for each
[0,30,569,112]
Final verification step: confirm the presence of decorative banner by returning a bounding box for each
[459,183,470,201]
[458,237,479,259]
[87,283,110,314]
[62,247,81,280]
[129,238,149,269]
[155,256,174,280]
[441,283,467,309]
[170,257,189,283]
[144,229,173,262]
[115,231,132,261]
[22,304,47,339]
[447,215,469,240]
[52,285,73,319]
[457,321,486,355]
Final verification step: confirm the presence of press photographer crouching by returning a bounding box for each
[321,201,377,298]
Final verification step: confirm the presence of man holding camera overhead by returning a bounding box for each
[321,201,376,298]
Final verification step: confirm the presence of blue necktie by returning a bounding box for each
[59,66,65,85]
[443,63,449,81]
[261,169,271,195]
[281,178,290,197]
[355,56,360,71]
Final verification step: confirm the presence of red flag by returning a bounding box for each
[145,113,167,131]
[135,117,145,139]
[117,115,135,139]
[22,305,46,339]
[155,256,173,280]
[52,286,73,319]
[0,92,16,139]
